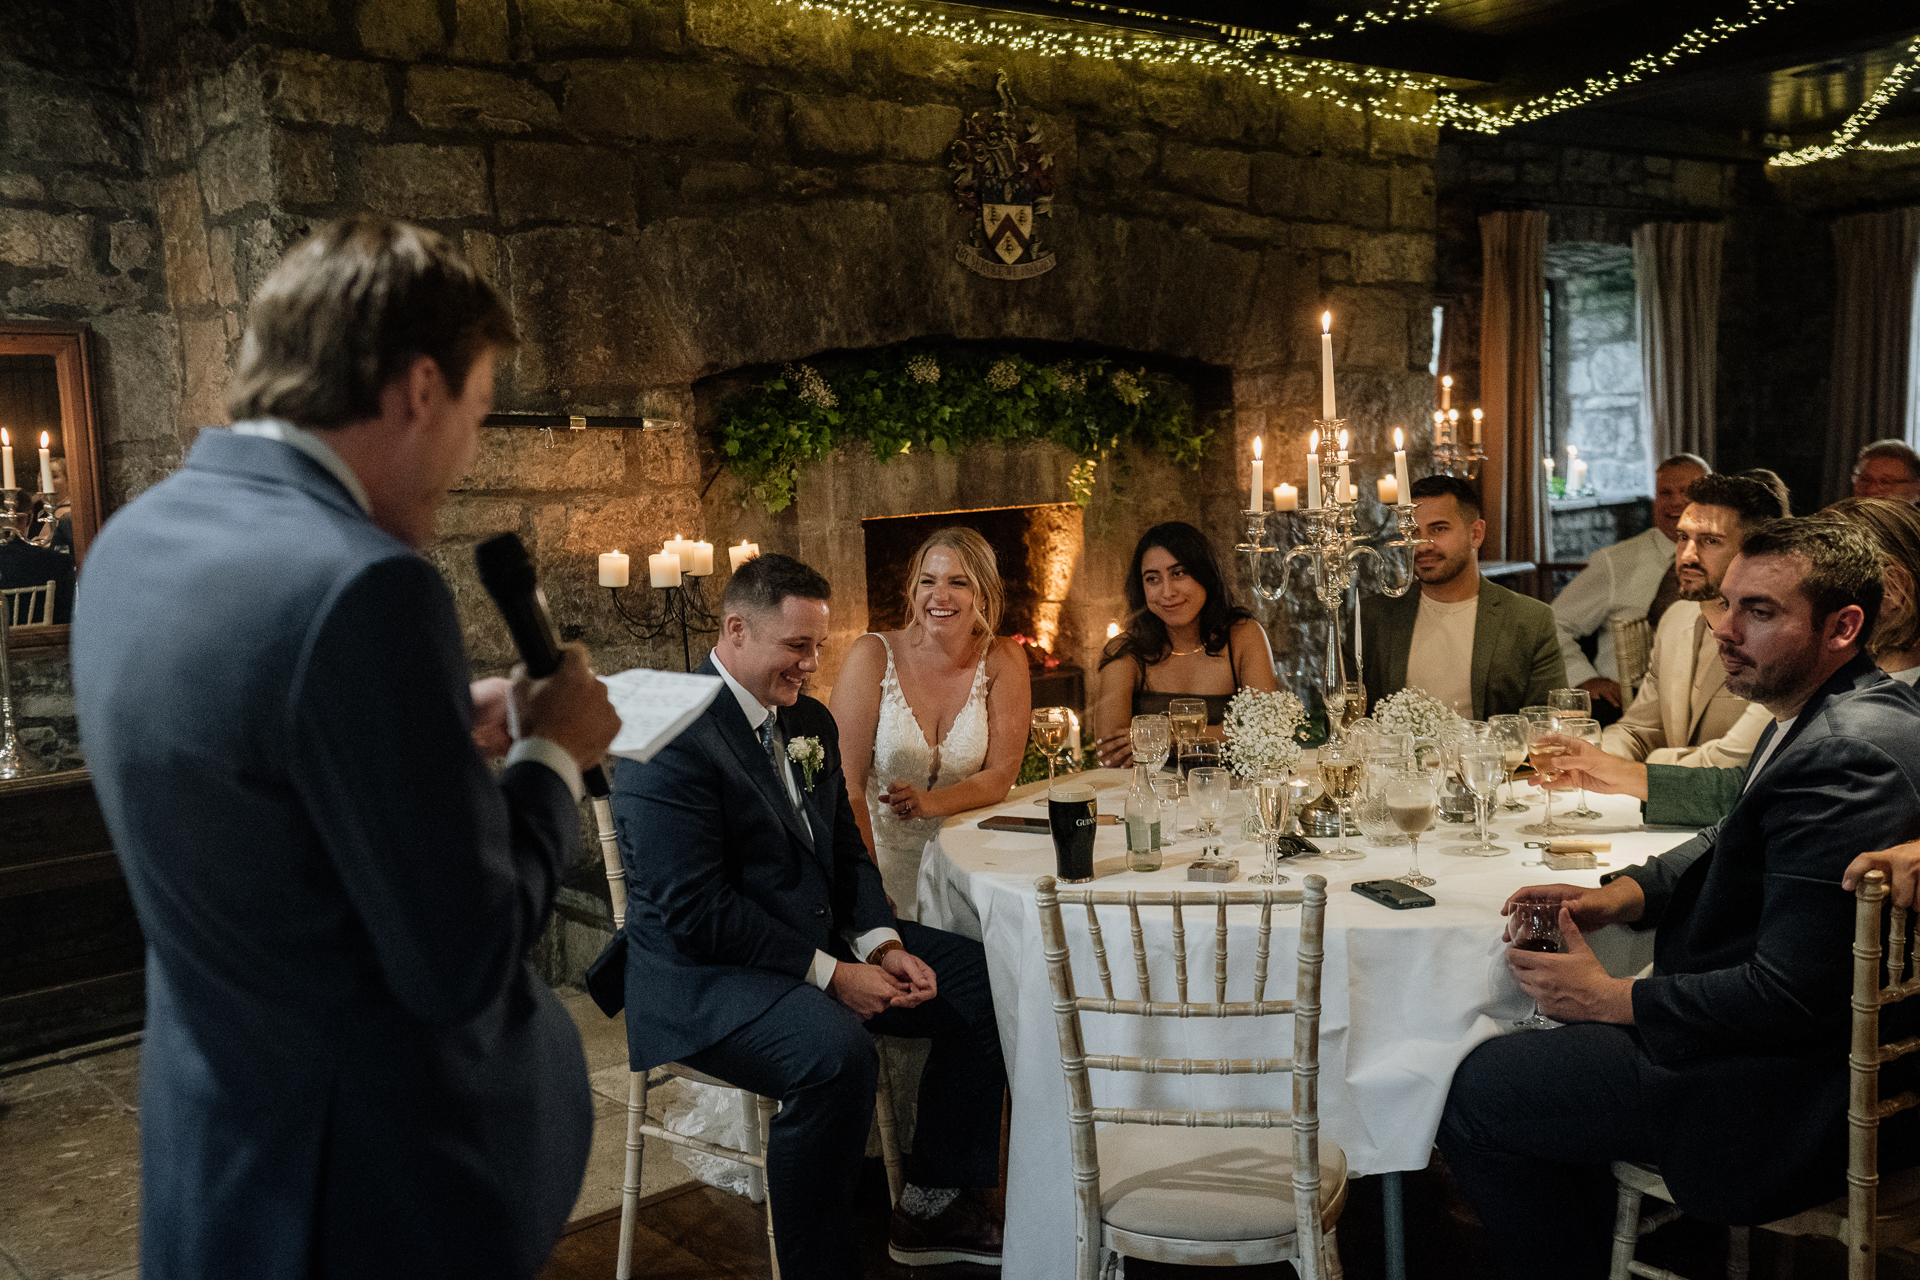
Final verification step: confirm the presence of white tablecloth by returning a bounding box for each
[917,769,1694,1280]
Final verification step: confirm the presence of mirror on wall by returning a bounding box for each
[0,322,104,651]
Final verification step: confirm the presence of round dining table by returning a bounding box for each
[916,767,1699,1280]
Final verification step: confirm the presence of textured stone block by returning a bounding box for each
[358,143,490,219]
[849,164,947,195]
[1353,232,1433,284]
[0,174,45,200]
[1,77,138,167]
[1078,131,1157,187]
[459,427,626,491]
[496,143,633,225]
[523,0,633,53]
[1326,288,1409,369]
[357,0,443,57]
[272,129,336,204]
[408,66,561,133]
[1673,159,1725,207]
[179,317,233,432]
[627,426,698,487]
[1388,165,1434,230]
[789,96,960,161]
[206,226,242,306]
[155,173,215,308]
[563,61,754,148]
[199,126,274,216]
[683,0,847,72]
[0,208,91,270]
[239,0,333,38]
[682,160,765,203]
[435,494,527,540]
[108,220,155,271]
[261,50,390,131]
[1562,148,1612,185]
[451,0,510,61]
[504,226,695,395]
[48,174,111,207]
[1162,141,1249,205]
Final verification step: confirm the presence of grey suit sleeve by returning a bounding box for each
[287,555,578,1026]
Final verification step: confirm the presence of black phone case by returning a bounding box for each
[1351,879,1437,909]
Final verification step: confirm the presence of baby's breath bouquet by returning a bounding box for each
[1373,687,1463,741]
[1221,688,1306,783]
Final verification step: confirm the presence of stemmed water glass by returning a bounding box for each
[1508,900,1565,1029]
[1519,717,1577,837]
[1549,690,1601,819]
[1559,715,1603,819]
[1029,707,1071,805]
[1188,767,1231,859]
[1488,715,1531,812]
[1316,741,1365,861]
[1129,714,1171,775]
[1458,747,1509,855]
[1385,764,1437,887]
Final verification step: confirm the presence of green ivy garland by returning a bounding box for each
[715,348,1216,512]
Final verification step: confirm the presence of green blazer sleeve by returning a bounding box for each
[1642,764,1744,827]
[1470,579,1568,720]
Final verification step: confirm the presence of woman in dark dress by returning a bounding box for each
[1090,521,1276,768]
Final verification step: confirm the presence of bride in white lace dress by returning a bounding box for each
[831,527,1030,919]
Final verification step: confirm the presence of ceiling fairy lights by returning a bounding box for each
[1767,34,1920,168]
[777,0,1816,139]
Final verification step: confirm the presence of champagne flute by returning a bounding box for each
[1029,707,1070,805]
[1519,719,1576,837]
[1488,715,1531,812]
[1246,778,1290,884]
[1385,765,1437,887]
[1508,900,1565,1029]
[1317,741,1364,861]
[1559,716,1602,819]
[1188,767,1232,858]
[1459,748,1509,855]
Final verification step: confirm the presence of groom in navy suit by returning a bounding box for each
[590,553,1006,1277]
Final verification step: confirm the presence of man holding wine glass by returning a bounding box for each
[1437,519,1920,1277]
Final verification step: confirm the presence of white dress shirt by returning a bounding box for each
[1552,526,1678,686]
[710,648,900,991]
[230,418,584,801]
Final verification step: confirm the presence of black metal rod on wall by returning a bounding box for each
[481,413,684,431]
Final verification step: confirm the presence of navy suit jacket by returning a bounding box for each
[1611,654,1920,1222]
[588,655,893,1069]
[71,430,591,1280]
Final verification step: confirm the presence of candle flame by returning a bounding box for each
[1433,410,1444,424]
[1394,427,1404,450]
[39,431,49,448]
[1338,429,1348,450]
[1309,429,1318,450]
[1321,311,1331,334]
[1106,621,1120,639]
[1,428,8,446]
[1441,374,1452,389]
[1472,408,1484,420]
[1253,436,1262,460]
[1567,444,1577,459]
[1447,409,1458,422]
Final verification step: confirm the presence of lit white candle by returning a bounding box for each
[1472,407,1484,444]
[1320,312,1336,421]
[649,551,683,588]
[599,551,630,588]
[1274,483,1297,511]
[1434,409,1449,444]
[1440,374,1452,411]
[687,540,714,575]
[1393,427,1409,499]
[37,432,52,494]
[728,540,760,571]
[1306,430,1321,509]
[1336,460,1350,505]
[1,428,12,490]
[1378,475,1398,504]
[1447,409,1459,440]
[1570,458,1587,492]
[1106,621,1120,640]
[1249,436,1263,511]
[1347,481,1360,503]
[1545,458,1555,478]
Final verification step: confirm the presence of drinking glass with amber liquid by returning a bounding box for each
[1519,720,1575,838]
[1317,741,1364,861]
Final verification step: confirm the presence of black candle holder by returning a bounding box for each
[607,574,720,672]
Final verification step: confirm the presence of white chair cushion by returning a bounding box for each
[1096,1125,1348,1242]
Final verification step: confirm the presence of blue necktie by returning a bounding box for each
[759,715,800,816]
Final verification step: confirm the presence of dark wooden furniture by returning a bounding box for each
[0,768,144,1061]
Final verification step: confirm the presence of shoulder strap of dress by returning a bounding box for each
[1228,628,1240,691]
[872,632,900,684]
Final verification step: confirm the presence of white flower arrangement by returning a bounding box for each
[1221,688,1306,783]
[784,362,837,409]
[1109,368,1148,406]
[1372,687,1463,741]
[985,359,1021,391]
[907,353,941,384]
[787,735,825,790]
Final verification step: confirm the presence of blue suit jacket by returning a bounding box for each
[71,430,591,1280]
[1611,654,1920,1222]
[588,655,893,1068]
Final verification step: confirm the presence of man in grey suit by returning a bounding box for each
[72,217,620,1280]
[1359,474,1566,720]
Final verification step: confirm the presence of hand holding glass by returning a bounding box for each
[1508,900,1565,1029]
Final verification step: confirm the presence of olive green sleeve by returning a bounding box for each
[1640,763,1744,828]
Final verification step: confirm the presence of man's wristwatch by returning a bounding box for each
[866,940,904,965]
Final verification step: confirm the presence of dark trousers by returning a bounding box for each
[679,920,1004,1280]
[1436,1023,1664,1280]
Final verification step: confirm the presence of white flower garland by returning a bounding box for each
[1220,688,1306,782]
[1372,687,1462,741]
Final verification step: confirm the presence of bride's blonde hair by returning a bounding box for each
[904,526,1003,656]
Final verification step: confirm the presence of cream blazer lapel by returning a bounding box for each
[1683,607,1730,744]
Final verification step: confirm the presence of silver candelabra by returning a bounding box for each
[1237,419,1429,701]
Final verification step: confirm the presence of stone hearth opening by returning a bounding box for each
[862,503,1087,710]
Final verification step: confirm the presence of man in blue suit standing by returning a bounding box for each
[72,217,620,1280]
[590,553,1006,1277]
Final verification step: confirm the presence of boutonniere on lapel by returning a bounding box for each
[787,736,826,792]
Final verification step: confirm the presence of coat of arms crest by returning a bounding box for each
[950,73,1056,280]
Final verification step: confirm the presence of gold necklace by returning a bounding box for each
[1166,644,1205,657]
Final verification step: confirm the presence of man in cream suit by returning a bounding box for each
[1360,474,1566,720]
[1603,472,1787,767]
[1551,454,1708,720]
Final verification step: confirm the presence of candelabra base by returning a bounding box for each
[0,722,47,780]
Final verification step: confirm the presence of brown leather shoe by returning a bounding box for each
[887,1188,1004,1267]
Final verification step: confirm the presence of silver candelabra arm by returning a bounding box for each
[1353,502,1431,599]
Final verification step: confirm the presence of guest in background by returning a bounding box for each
[1825,498,1920,684]
[1551,453,1708,720]
[1091,520,1275,767]
[1359,474,1564,721]
[1853,438,1920,503]
[1600,472,1783,769]
[832,527,1029,919]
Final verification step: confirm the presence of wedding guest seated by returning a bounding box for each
[1440,519,1920,1278]
[1359,474,1563,720]
[1090,520,1275,767]
[1599,472,1783,769]
[831,527,1029,919]
[1551,453,1707,720]
[1853,438,1920,504]
[590,553,1007,1277]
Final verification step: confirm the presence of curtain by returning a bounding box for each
[1827,207,1920,502]
[1479,210,1548,565]
[1633,221,1723,468]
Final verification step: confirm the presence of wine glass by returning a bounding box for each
[1148,769,1183,842]
[1177,740,1223,835]
[1487,715,1531,812]
[1246,778,1290,884]
[1333,682,1367,740]
[1029,708,1070,805]
[1188,767,1232,858]
[1167,697,1208,767]
[1385,765,1437,887]
[1559,716,1602,819]
[1519,718,1576,837]
[1129,714,1171,775]
[1458,748,1509,856]
[1508,900,1565,1029]
[1316,741,1364,861]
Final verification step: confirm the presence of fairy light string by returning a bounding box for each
[1767,34,1920,168]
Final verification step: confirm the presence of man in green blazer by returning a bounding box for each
[1360,474,1566,720]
